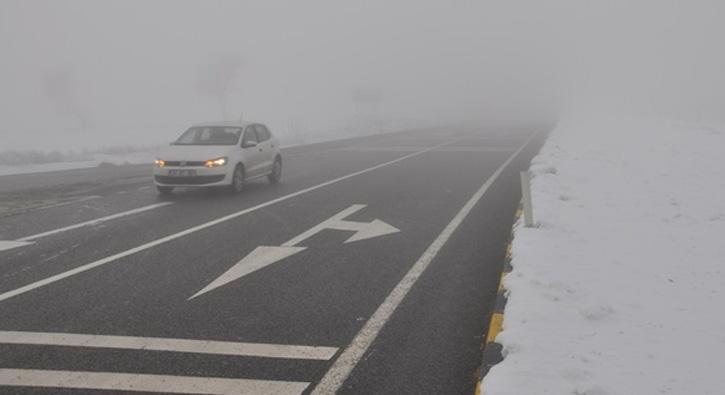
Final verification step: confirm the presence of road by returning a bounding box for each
[0,126,544,395]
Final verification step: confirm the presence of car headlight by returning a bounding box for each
[155,159,165,167]
[205,157,227,168]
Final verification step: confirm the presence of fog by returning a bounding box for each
[1,0,723,152]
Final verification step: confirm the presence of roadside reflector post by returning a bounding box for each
[520,171,535,227]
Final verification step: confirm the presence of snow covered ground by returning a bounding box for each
[0,151,155,177]
[483,118,725,394]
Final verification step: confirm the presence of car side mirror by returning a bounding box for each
[242,141,258,149]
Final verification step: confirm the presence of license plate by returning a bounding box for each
[169,169,197,177]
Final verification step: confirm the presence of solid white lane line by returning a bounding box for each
[0,142,450,303]
[0,369,309,395]
[310,133,537,395]
[0,331,338,360]
[16,202,174,242]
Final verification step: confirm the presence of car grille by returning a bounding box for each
[164,161,206,167]
[155,175,225,185]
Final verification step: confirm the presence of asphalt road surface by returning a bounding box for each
[0,126,545,395]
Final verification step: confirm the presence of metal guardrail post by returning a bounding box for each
[520,171,534,227]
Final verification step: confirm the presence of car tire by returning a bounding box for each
[268,156,282,184]
[157,186,174,196]
[230,164,245,193]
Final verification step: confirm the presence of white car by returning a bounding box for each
[154,122,282,195]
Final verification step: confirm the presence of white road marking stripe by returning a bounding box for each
[0,141,450,303]
[0,331,338,360]
[16,202,173,242]
[0,241,34,252]
[310,133,537,394]
[0,369,309,395]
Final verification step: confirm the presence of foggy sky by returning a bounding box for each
[1,0,723,151]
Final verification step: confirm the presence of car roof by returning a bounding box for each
[190,121,257,128]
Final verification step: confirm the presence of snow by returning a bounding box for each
[483,118,725,395]
[0,151,154,176]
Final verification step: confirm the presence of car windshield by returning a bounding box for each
[174,127,242,146]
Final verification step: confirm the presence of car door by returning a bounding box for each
[241,126,264,178]
[253,124,275,173]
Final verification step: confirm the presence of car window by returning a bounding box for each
[242,127,259,146]
[254,125,271,142]
[175,127,241,145]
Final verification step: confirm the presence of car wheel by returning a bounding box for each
[268,156,282,184]
[157,186,174,196]
[230,164,245,193]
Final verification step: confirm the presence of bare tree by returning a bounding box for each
[43,67,89,130]
[195,56,244,120]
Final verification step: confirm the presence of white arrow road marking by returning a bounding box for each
[190,204,400,300]
[281,204,400,246]
[0,331,338,360]
[335,219,400,243]
[189,246,307,300]
[0,369,309,395]
[0,202,173,252]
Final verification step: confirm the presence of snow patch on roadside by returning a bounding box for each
[0,151,155,176]
[483,118,725,394]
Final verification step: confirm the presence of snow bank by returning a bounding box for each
[0,151,155,176]
[483,118,725,394]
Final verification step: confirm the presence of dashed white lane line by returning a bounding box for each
[0,369,309,395]
[0,141,450,303]
[0,331,338,360]
[310,133,537,394]
[16,202,174,242]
